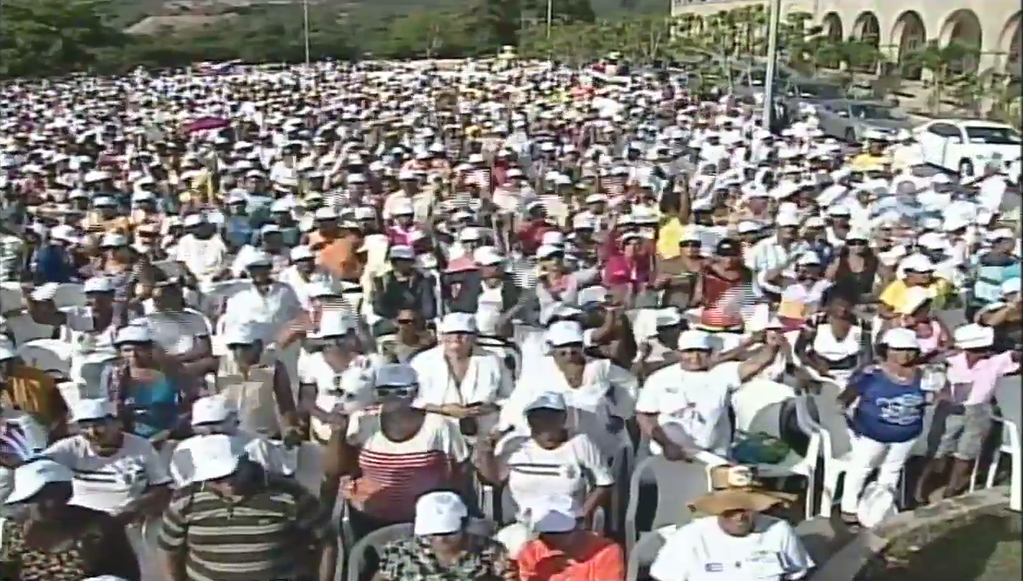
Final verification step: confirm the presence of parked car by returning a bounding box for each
[815,99,913,143]
[914,119,1022,177]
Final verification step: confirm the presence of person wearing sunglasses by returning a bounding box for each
[320,363,469,538]
[824,229,878,304]
[297,310,378,445]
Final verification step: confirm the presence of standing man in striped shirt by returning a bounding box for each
[156,434,336,581]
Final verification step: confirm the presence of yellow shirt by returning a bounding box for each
[656,217,688,260]
[849,153,890,171]
[879,279,952,313]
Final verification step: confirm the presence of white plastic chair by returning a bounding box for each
[626,524,675,581]
[346,523,414,581]
[624,455,713,557]
[52,283,86,309]
[794,393,852,518]
[731,380,820,520]
[4,312,56,347]
[0,282,23,313]
[71,351,117,398]
[17,338,73,378]
[983,377,1022,512]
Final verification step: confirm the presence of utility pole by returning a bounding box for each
[761,0,781,131]
[303,0,311,68]
[546,0,553,39]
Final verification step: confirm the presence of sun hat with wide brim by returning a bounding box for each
[688,465,796,516]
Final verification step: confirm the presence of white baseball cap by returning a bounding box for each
[473,246,504,267]
[4,459,73,504]
[70,399,116,423]
[900,253,935,273]
[30,282,59,302]
[187,434,245,483]
[318,310,354,338]
[439,312,477,335]
[677,329,713,351]
[881,327,920,350]
[191,396,235,426]
[524,495,577,534]
[114,324,152,345]
[374,364,418,388]
[290,246,315,262]
[545,321,584,347]
[524,391,568,413]
[954,324,995,350]
[413,491,468,536]
[389,245,415,261]
[84,276,115,294]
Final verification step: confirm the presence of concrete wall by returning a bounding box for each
[670,0,1022,72]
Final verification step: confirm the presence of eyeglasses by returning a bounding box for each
[376,385,415,398]
[397,319,416,325]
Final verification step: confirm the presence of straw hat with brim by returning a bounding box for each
[688,465,796,516]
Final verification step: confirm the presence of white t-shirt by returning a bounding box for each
[497,432,613,517]
[142,309,210,356]
[43,433,172,515]
[637,362,743,456]
[411,346,511,435]
[298,352,381,441]
[650,515,815,581]
[222,282,302,344]
[172,234,228,283]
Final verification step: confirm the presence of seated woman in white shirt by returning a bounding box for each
[500,320,637,462]
[476,391,613,529]
[637,329,782,461]
[296,310,379,445]
[650,464,814,581]
[412,312,511,438]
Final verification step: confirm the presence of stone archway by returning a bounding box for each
[939,9,983,73]
[820,12,843,69]
[892,11,927,80]
[852,11,881,73]
[999,12,1022,78]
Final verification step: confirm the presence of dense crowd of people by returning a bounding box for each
[0,57,1020,581]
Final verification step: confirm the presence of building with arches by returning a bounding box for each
[670,0,1021,75]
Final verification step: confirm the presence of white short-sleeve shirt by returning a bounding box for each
[650,515,815,581]
[43,433,172,515]
[497,432,613,518]
[637,362,743,455]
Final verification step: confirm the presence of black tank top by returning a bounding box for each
[834,251,878,299]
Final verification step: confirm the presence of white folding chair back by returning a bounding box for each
[987,377,1022,512]
[4,313,55,347]
[626,525,675,581]
[624,455,712,557]
[71,352,117,398]
[731,380,796,436]
[52,283,86,309]
[0,283,23,312]
[346,523,414,581]
[732,382,819,519]
[17,338,73,378]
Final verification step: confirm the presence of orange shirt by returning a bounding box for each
[1,363,67,431]
[308,231,363,281]
[517,533,625,581]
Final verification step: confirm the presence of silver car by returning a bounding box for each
[815,99,913,143]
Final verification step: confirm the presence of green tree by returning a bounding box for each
[901,40,982,115]
[0,0,127,77]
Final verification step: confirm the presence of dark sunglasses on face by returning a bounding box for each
[397,318,416,325]
[376,385,414,398]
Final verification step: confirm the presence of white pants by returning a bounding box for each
[127,523,162,581]
[839,432,915,515]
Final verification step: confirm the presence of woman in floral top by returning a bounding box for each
[372,491,515,581]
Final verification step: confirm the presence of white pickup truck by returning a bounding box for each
[913,119,1021,178]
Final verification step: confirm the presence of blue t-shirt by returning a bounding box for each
[849,366,926,443]
[123,373,178,438]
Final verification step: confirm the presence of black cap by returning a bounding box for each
[715,239,742,257]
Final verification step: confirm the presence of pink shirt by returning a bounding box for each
[946,351,1019,406]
